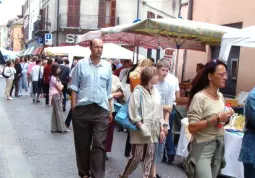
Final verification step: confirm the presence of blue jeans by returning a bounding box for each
[19,74,28,94]
[154,139,166,164]
[244,163,255,178]
[165,107,176,156]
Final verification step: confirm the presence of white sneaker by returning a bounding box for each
[7,97,13,100]
[26,93,29,96]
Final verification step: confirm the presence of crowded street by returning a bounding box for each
[0,77,186,178]
[1,0,254,178]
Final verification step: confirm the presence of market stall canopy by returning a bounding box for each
[44,44,145,61]
[219,26,255,62]
[0,48,19,59]
[78,18,238,51]
[102,43,146,60]
[44,45,89,57]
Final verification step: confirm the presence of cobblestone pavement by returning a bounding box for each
[0,77,186,178]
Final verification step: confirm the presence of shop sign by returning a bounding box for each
[66,34,78,44]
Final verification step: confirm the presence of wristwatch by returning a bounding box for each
[163,123,169,128]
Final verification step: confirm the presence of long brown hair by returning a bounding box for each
[188,59,227,106]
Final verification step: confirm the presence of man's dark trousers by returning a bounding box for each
[72,104,109,178]
[62,83,67,111]
[10,75,21,96]
[43,83,50,105]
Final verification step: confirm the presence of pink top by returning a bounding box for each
[49,76,61,96]
[27,62,36,75]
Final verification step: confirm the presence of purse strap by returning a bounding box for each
[138,88,143,119]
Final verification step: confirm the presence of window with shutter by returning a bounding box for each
[110,0,116,26]
[98,0,106,28]
[67,0,80,27]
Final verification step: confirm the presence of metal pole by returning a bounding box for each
[137,0,140,19]
[56,0,60,46]
[136,0,140,64]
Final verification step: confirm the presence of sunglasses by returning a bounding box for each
[215,72,228,77]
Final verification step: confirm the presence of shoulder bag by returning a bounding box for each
[115,88,143,131]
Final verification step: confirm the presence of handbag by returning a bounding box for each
[2,67,10,78]
[115,88,143,131]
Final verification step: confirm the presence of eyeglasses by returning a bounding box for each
[215,72,228,77]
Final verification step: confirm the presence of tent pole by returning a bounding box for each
[175,45,181,76]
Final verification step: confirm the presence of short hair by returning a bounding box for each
[35,59,41,65]
[56,58,63,64]
[64,59,70,65]
[197,63,204,69]
[47,58,53,65]
[156,58,170,69]
[32,56,38,62]
[6,60,12,67]
[140,67,157,87]
[51,64,60,76]
[90,40,93,47]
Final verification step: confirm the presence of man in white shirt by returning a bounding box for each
[152,59,175,178]
[163,65,180,164]
[31,59,43,103]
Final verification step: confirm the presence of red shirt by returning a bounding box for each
[114,66,125,77]
[43,64,52,84]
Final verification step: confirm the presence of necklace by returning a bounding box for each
[205,88,219,98]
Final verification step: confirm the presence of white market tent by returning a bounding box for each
[44,44,146,61]
[44,45,89,57]
[1,48,19,59]
[219,26,255,62]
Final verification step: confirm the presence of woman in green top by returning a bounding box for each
[184,59,234,178]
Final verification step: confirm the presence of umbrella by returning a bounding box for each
[78,18,238,73]
[102,43,146,60]
[77,28,161,50]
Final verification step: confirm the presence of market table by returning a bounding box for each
[176,118,244,178]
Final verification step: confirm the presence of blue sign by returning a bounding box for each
[45,34,52,40]
[37,37,43,44]
[45,33,53,45]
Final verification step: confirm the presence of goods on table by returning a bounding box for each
[225,114,245,131]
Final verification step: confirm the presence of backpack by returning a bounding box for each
[115,88,143,131]
[2,67,10,78]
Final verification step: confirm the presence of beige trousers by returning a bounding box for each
[51,93,66,132]
[5,79,13,97]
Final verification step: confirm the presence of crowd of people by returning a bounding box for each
[2,38,255,178]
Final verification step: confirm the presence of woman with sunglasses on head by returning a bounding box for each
[184,59,234,178]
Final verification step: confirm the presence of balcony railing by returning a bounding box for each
[59,14,117,29]
[32,18,50,36]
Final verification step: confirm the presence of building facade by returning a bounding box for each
[0,25,8,49]
[116,0,180,62]
[38,0,117,46]
[180,0,255,96]
[6,19,24,51]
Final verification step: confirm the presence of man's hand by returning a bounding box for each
[164,127,168,135]
[108,112,113,123]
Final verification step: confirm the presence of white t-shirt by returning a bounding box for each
[31,65,43,82]
[154,79,175,106]
[165,73,180,102]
